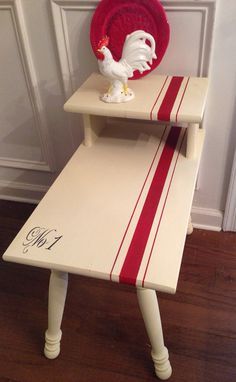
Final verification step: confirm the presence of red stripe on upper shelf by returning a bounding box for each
[119,126,182,286]
[150,76,169,121]
[157,77,184,121]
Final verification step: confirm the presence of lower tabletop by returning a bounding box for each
[3,122,204,293]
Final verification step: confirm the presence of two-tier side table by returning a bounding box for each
[3,72,208,380]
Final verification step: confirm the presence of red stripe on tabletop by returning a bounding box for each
[150,76,169,121]
[141,129,187,287]
[157,77,184,121]
[119,126,182,285]
[110,126,168,281]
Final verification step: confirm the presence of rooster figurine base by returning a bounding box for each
[97,31,157,104]
[101,80,134,103]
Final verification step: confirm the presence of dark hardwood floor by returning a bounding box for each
[0,200,236,382]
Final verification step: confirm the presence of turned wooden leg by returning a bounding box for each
[44,270,68,359]
[187,215,194,235]
[137,288,172,380]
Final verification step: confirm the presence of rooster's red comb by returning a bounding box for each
[97,36,110,49]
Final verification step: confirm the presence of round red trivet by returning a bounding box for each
[90,0,170,79]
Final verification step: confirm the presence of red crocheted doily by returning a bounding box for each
[90,0,170,79]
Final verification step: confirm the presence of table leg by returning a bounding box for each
[187,215,194,235]
[44,270,68,359]
[187,123,199,159]
[83,114,106,147]
[137,288,172,380]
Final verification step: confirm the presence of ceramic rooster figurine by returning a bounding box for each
[97,30,157,103]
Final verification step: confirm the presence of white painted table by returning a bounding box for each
[64,73,208,158]
[3,72,208,380]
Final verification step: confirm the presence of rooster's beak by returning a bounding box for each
[97,49,102,53]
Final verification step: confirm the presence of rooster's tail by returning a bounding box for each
[121,30,157,74]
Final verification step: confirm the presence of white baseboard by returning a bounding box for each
[0,180,48,204]
[223,150,236,231]
[0,180,224,232]
[191,206,223,232]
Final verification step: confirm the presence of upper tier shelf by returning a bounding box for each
[64,73,208,125]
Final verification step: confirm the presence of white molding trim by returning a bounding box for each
[51,0,216,98]
[50,0,98,98]
[223,150,236,232]
[191,206,223,232]
[0,179,48,204]
[0,0,56,172]
[0,157,51,172]
[162,0,216,77]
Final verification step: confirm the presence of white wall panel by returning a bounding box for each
[223,149,236,231]
[193,0,236,230]
[159,1,216,76]
[51,0,98,98]
[0,8,41,163]
[0,0,55,172]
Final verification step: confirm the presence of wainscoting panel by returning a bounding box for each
[0,0,55,172]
